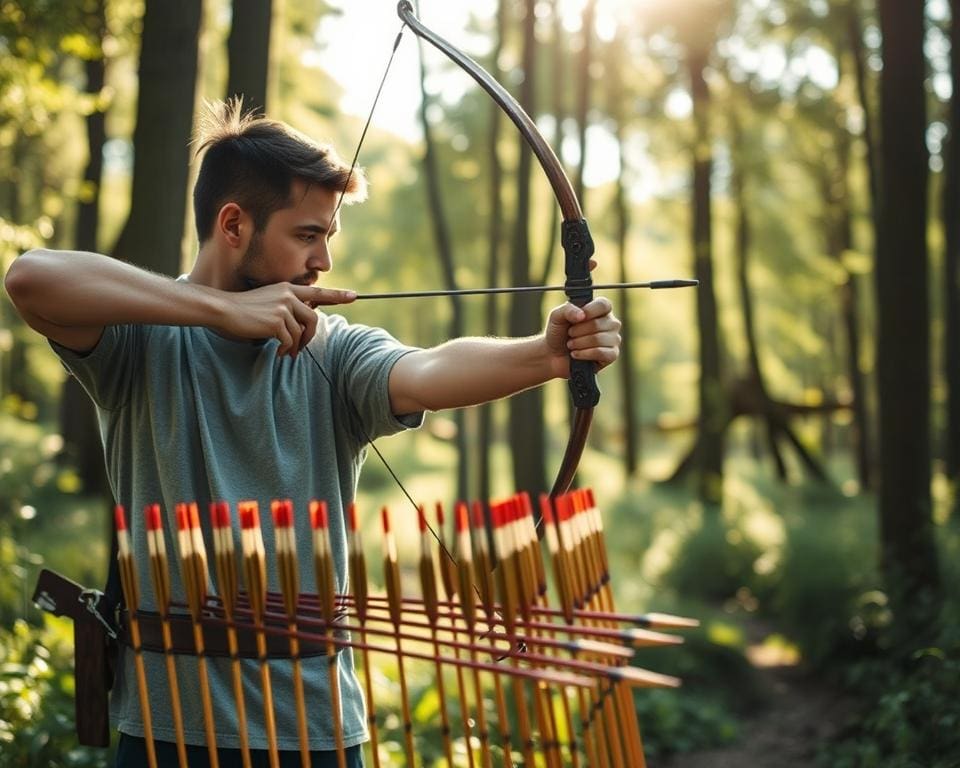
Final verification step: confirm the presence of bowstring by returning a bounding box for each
[311,20,460,569]
[330,25,406,224]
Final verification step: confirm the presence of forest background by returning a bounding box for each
[0,0,958,766]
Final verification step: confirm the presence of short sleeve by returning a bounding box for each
[49,324,145,411]
[320,316,424,443]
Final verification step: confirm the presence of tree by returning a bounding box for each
[606,29,640,476]
[415,31,468,503]
[943,0,960,482]
[61,0,111,497]
[875,0,940,615]
[478,0,507,503]
[508,0,548,495]
[227,0,273,113]
[111,0,202,276]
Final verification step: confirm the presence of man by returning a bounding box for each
[4,100,620,766]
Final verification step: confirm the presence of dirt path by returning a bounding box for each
[659,623,854,768]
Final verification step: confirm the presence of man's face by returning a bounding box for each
[236,180,340,290]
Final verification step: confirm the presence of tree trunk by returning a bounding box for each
[831,119,872,489]
[689,47,724,504]
[478,0,507,503]
[508,0,547,496]
[848,0,881,232]
[608,32,638,477]
[728,109,831,485]
[730,116,786,481]
[111,0,201,275]
[62,0,110,498]
[416,36,468,503]
[943,0,960,481]
[537,0,566,285]
[75,3,107,255]
[573,0,595,207]
[875,0,940,614]
[6,138,31,401]
[226,0,273,113]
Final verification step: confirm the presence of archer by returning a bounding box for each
[4,99,620,767]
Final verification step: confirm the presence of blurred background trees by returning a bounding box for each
[0,0,958,765]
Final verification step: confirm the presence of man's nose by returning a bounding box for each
[308,246,332,273]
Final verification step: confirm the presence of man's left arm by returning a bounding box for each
[388,298,621,415]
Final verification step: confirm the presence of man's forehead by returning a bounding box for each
[286,180,339,228]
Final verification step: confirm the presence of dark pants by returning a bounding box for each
[115,733,364,768]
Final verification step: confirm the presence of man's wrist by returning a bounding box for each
[527,333,566,381]
[187,283,231,331]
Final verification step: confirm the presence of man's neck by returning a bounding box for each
[187,245,243,292]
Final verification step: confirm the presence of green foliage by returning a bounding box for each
[636,689,739,758]
[0,526,43,629]
[0,618,109,768]
[768,502,881,666]
[818,531,960,766]
[661,514,765,602]
[821,621,960,768]
[633,626,762,758]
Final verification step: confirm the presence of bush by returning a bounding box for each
[821,626,960,768]
[0,618,110,768]
[768,507,880,666]
[662,514,765,603]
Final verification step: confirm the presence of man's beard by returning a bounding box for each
[235,231,316,289]
[236,230,266,290]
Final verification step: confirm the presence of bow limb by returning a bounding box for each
[397,1,600,497]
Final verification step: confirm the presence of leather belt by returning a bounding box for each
[32,567,348,747]
[122,609,346,659]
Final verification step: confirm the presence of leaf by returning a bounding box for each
[412,685,440,723]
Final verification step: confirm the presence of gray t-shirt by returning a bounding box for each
[52,313,422,751]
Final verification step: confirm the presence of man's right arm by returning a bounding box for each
[3,249,355,355]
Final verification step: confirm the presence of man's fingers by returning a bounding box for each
[554,297,613,325]
[292,301,319,351]
[570,345,620,368]
[567,330,622,351]
[555,303,587,324]
[568,316,621,338]
[578,296,613,319]
[291,285,357,306]
[275,320,295,357]
[556,295,621,368]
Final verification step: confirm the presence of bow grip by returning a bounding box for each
[562,219,601,408]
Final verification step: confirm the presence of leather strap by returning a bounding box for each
[33,568,346,659]
[122,609,345,659]
[32,568,115,747]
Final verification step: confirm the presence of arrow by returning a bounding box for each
[352,279,698,301]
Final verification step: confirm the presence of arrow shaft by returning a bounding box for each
[354,280,697,300]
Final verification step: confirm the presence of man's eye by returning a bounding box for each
[299,233,316,243]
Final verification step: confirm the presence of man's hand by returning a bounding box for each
[215,283,356,357]
[543,297,622,379]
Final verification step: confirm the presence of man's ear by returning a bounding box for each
[216,202,247,248]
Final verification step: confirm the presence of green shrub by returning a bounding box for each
[662,514,766,602]
[821,632,960,768]
[636,688,740,758]
[631,612,766,758]
[0,618,110,768]
[768,509,880,666]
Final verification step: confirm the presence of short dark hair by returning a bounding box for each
[192,98,366,242]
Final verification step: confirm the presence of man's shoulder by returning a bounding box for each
[316,313,399,349]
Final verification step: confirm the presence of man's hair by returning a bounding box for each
[192,98,366,242]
